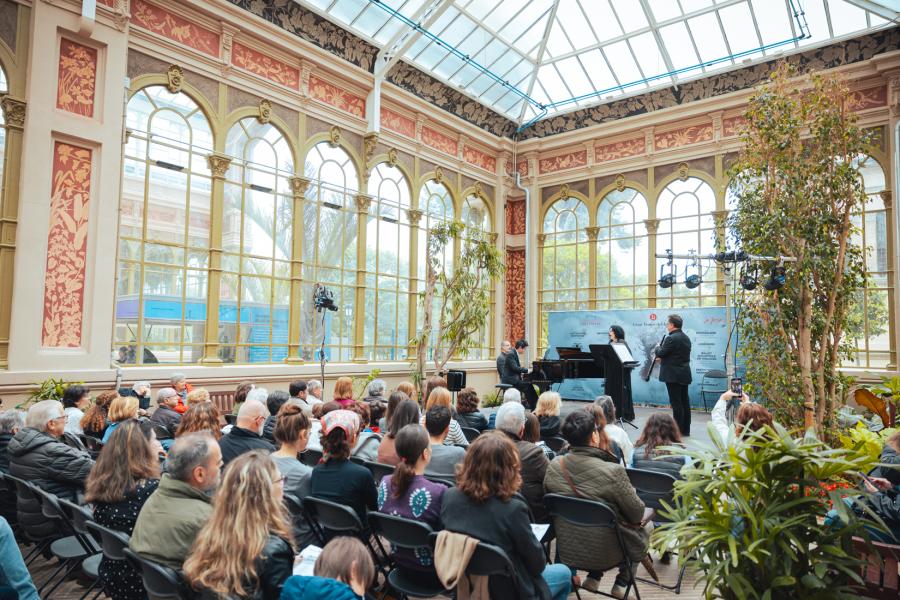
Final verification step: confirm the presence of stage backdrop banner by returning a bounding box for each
[546,308,733,407]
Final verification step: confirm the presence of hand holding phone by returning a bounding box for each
[730,377,743,397]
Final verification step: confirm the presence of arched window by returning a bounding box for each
[115,85,213,364]
[417,180,455,359]
[364,163,411,361]
[539,197,590,351]
[656,177,719,307]
[848,155,891,368]
[461,194,493,360]
[596,188,649,309]
[304,142,358,362]
[218,118,294,363]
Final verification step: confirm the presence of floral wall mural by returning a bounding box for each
[56,38,97,118]
[131,0,220,58]
[506,198,526,236]
[381,107,416,138]
[42,142,92,348]
[421,126,457,156]
[231,41,299,89]
[309,74,365,118]
[505,248,525,342]
[595,137,645,163]
[654,124,714,151]
[539,150,587,174]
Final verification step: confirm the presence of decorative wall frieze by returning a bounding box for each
[132,0,220,58]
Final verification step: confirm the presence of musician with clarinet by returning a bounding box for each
[654,314,692,437]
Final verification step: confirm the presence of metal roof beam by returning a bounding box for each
[843,0,899,21]
[373,0,456,79]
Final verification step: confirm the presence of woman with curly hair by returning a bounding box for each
[441,432,572,600]
[454,387,487,432]
[176,402,223,440]
[184,450,294,600]
[81,390,118,439]
[631,412,688,478]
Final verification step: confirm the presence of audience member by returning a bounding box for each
[231,380,256,416]
[281,536,374,599]
[422,376,447,410]
[0,410,24,526]
[440,432,572,600]
[186,388,210,406]
[62,384,91,435]
[735,402,774,436]
[272,403,316,547]
[184,451,294,600]
[333,377,356,408]
[488,387,523,429]
[524,411,555,460]
[263,390,291,444]
[545,410,651,596]
[377,424,446,583]
[583,404,625,464]
[149,387,182,438]
[130,432,221,569]
[0,516,38,600]
[119,381,152,412]
[711,389,750,441]
[594,396,633,465]
[377,398,419,466]
[307,379,324,403]
[379,390,407,431]
[395,381,417,407]
[367,400,386,434]
[494,401,550,522]
[176,402,223,440]
[873,431,900,486]
[81,390,117,439]
[169,372,191,413]
[218,399,274,465]
[310,410,377,521]
[8,401,94,537]
[348,403,381,461]
[102,395,140,443]
[422,387,468,446]
[85,420,162,600]
[534,391,561,439]
[424,406,466,478]
[632,413,688,478]
[290,380,318,416]
[363,379,386,404]
[454,387,488,432]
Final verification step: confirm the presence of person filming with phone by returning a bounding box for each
[711,377,750,442]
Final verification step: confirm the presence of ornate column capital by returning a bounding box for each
[355,193,373,213]
[537,233,547,245]
[166,65,184,94]
[363,132,378,168]
[881,190,893,210]
[289,176,311,197]
[644,218,660,235]
[585,226,600,241]
[407,208,423,225]
[206,153,232,179]
[1,96,26,129]
[712,209,729,228]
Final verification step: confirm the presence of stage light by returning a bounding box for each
[658,250,676,289]
[764,265,786,291]
[739,265,758,291]
[684,255,702,289]
[658,273,676,289]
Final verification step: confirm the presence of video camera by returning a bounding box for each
[314,285,338,312]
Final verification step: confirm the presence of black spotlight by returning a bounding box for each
[684,256,702,289]
[764,265,786,291]
[739,265,758,291]
[658,250,675,289]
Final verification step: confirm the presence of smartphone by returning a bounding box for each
[730,377,743,396]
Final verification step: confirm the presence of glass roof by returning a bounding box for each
[297,0,898,125]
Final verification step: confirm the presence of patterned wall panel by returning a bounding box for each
[595,137,645,162]
[0,1,17,51]
[42,142,92,348]
[56,38,97,118]
[538,150,587,174]
[380,107,416,138]
[654,124,714,151]
[231,41,299,89]
[463,145,497,173]
[505,159,529,178]
[722,115,746,138]
[421,126,458,156]
[846,85,887,110]
[506,198,526,236]
[308,74,365,118]
[131,0,220,58]
[504,248,525,342]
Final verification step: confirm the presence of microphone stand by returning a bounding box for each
[318,308,327,386]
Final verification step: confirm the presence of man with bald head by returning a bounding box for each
[496,340,512,379]
[216,399,274,464]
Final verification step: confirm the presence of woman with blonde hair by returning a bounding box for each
[101,396,140,443]
[395,381,417,406]
[81,390,118,439]
[184,450,293,599]
[534,391,562,439]
[420,387,467,446]
[176,402,223,440]
[186,388,211,406]
[333,376,356,408]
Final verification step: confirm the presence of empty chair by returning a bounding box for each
[57,498,103,599]
[369,513,447,599]
[626,468,677,517]
[302,496,388,576]
[4,474,55,564]
[700,370,728,412]
[32,487,98,597]
[124,548,188,600]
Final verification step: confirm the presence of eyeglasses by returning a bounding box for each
[52,415,68,422]
[273,476,285,485]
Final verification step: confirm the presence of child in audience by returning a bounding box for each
[281,536,374,599]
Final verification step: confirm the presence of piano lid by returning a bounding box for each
[555,346,594,360]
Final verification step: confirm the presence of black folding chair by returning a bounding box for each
[86,521,133,600]
[124,547,188,599]
[79,435,104,456]
[302,496,390,578]
[4,473,56,565]
[427,532,522,600]
[152,424,173,440]
[224,414,237,426]
[350,456,367,466]
[368,513,448,599]
[544,436,567,454]
[365,460,396,484]
[544,493,642,600]
[58,498,103,600]
[300,448,323,467]
[32,487,99,597]
[283,493,324,546]
[423,474,455,488]
[461,427,481,442]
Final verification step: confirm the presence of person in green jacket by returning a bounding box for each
[130,432,222,570]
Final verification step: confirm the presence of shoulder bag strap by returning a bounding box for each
[558,457,582,498]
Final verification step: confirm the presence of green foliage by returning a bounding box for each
[21,377,83,409]
[481,389,503,408]
[654,423,879,600]
[871,375,900,404]
[727,63,873,431]
[837,422,897,472]
[352,369,381,402]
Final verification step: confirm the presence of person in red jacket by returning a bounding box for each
[169,372,192,414]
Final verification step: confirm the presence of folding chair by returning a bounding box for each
[544,493,642,600]
[283,493,324,546]
[368,513,448,599]
[58,498,103,600]
[4,473,56,566]
[124,547,188,599]
[302,496,390,579]
[461,427,481,443]
[32,487,99,597]
[300,448,323,467]
[86,519,133,600]
[427,532,523,600]
[364,460,396,484]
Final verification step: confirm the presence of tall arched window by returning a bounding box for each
[115,85,213,364]
[848,155,891,368]
[656,177,719,307]
[462,193,493,359]
[304,142,358,362]
[364,162,411,361]
[539,197,589,352]
[218,118,294,363]
[596,188,649,309]
[417,180,455,359]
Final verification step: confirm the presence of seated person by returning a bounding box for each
[130,432,221,569]
[263,390,291,444]
[545,410,651,596]
[332,377,357,409]
[440,432,572,600]
[377,398,419,467]
[281,536,374,600]
[423,406,466,478]
[421,387,468,446]
[169,372,191,414]
[102,396,140,443]
[488,387,523,429]
[711,389,751,441]
[218,399,275,465]
[584,404,625,464]
[534,391,562,439]
[631,413,688,479]
[272,403,316,548]
[80,390,117,439]
[62,384,91,436]
[377,424,446,584]
[454,388,488,432]
[494,402,549,522]
[594,396,633,465]
[149,387,182,438]
[175,402,223,440]
[185,388,210,406]
[0,410,24,526]
[310,410,377,522]
[524,412,555,460]
[363,379,387,404]
[735,402,774,436]
[873,431,900,486]
[347,403,381,462]
[185,451,293,600]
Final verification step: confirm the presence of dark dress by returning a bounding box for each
[310,458,377,522]
[93,479,160,600]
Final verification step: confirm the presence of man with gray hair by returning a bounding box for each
[119,380,152,412]
[307,379,323,402]
[8,400,94,538]
[169,372,189,414]
[487,386,523,430]
[495,402,549,522]
[149,387,182,438]
[217,399,274,465]
[130,432,221,570]
[0,410,25,526]
[363,379,386,403]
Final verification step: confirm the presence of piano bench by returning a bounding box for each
[495,383,512,391]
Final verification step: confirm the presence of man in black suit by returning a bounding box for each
[502,340,538,409]
[655,314,693,436]
[496,340,512,379]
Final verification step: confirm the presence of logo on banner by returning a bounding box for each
[649,314,657,321]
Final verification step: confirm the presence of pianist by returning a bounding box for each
[502,339,538,410]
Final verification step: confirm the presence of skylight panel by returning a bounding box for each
[648,0,683,22]
[413,41,452,70]
[465,73,499,96]
[455,27,493,59]
[462,0,499,21]
[449,64,484,88]
[603,40,643,90]
[555,56,596,98]
[435,11,477,47]
[687,13,729,64]
[432,53,467,80]
[330,0,369,27]
[497,0,554,45]
[800,0,832,44]
[536,63,571,103]
[610,0,649,31]
[580,48,620,93]
[659,21,700,70]
[479,38,515,70]
[680,0,715,13]
[545,19,575,57]
[557,0,602,50]
[373,19,407,44]
[719,2,762,56]
[579,0,623,44]
[751,0,794,47]
[629,31,669,80]
[827,0,868,37]
[353,5,394,37]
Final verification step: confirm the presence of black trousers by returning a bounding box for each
[665,382,691,436]
[514,382,538,410]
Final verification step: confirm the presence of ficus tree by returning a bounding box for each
[727,63,873,432]
[412,221,505,389]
